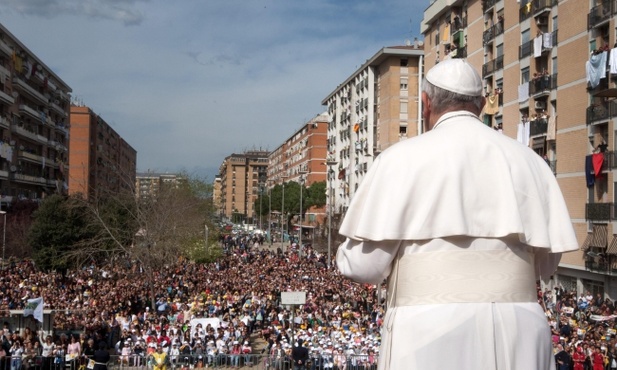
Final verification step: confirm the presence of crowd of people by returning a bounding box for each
[0,237,383,369]
[0,235,614,369]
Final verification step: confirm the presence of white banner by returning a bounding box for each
[24,297,43,323]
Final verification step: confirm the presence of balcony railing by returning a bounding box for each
[585,256,617,275]
[483,21,504,45]
[450,45,467,59]
[530,118,548,136]
[482,0,497,13]
[586,203,613,221]
[532,0,558,15]
[519,40,533,59]
[451,15,467,34]
[529,73,557,95]
[588,0,616,29]
[12,77,48,106]
[520,2,533,21]
[549,159,557,175]
[482,55,504,77]
[586,100,617,124]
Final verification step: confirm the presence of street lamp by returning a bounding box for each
[0,211,5,270]
[281,175,288,244]
[268,181,273,247]
[298,171,307,258]
[326,160,338,268]
[204,224,209,255]
[259,185,263,231]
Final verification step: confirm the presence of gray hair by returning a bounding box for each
[422,79,484,113]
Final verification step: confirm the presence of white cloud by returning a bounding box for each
[0,0,426,179]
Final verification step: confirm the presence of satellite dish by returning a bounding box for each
[9,166,16,172]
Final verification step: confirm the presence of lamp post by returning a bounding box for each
[268,182,273,247]
[281,175,288,244]
[259,185,263,231]
[298,171,307,258]
[326,160,338,268]
[0,211,5,270]
[204,224,209,255]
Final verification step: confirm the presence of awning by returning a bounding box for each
[607,235,617,255]
[594,88,617,98]
[582,224,608,251]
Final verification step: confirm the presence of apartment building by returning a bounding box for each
[321,46,424,216]
[218,150,269,223]
[420,0,617,297]
[135,172,186,199]
[0,23,72,205]
[267,113,329,226]
[69,105,137,199]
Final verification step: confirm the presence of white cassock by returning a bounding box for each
[336,111,579,370]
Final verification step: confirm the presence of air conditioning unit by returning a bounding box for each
[534,101,546,110]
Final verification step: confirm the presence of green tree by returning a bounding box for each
[28,194,96,272]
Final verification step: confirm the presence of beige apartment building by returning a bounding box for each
[0,23,72,206]
[321,46,424,217]
[421,0,617,297]
[69,105,137,199]
[218,150,269,223]
[135,172,186,199]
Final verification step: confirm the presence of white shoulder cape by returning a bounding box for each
[338,112,579,253]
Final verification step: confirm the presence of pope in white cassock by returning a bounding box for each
[336,59,579,370]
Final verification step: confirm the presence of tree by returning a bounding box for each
[28,194,96,272]
[65,173,221,308]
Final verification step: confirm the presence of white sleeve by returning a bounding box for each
[335,238,401,285]
[534,248,562,283]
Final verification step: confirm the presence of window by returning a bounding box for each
[400,102,408,113]
[552,57,558,75]
[399,126,407,135]
[400,59,408,67]
[400,78,408,90]
[522,29,530,44]
[552,16,558,32]
[496,43,504,57]
[521,67,530,83]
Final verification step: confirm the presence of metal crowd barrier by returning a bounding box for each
[0,354,379,370]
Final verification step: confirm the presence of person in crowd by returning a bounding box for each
[292,338,309,370]
[92,342,110,370]
[336,59,579,369]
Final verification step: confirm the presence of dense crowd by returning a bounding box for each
[0,235,615,369]
[0,236,383,369]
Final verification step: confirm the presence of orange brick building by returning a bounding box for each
[69,105,136,199]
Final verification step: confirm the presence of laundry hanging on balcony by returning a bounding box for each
[518,83,529,103]
[534,36,543,58]
[592,153,604,178]
[516,120,529,146]
[586,155,595,188]
[586,51,608,89]
[546,114,556,141]
[484,94,499,115]
[610,48,617,74]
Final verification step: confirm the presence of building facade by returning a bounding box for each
[0,23,72,205]
[68,105,137,199]
[218,151,269,223]
[135,172,186,199]
[267,113,329,226]
[420,0,617,298]
[321,46,424,217]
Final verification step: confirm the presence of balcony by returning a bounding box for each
[0,90,14,106]
[588,0,616,29]
[520,1,533,21]
[482,0,497,13]
[450,15,467,34]
[483,21,504,45]
[529,73,557,96]
[586,202,613,221]
[19,104,45,123]
[529,117,548,136]
[449,45,467,59]
[49,101,66,117]
[12,173,47,185]
[482,55,504,77]
[586,100,617,124]
[0,116,9,130]
[548,160,557,175]
[0,39,11,57]
[519,40,533,59]
[12,77,48,106]
[17,150,44,165]
[11,125,38,142]
[532,0,558,16]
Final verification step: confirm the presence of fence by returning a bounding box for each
[0,353,379,370]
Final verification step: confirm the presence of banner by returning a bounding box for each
[24,297,43,323]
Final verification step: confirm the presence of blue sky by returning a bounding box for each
[0,0,427,181]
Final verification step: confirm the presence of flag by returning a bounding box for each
[24,297,43,323]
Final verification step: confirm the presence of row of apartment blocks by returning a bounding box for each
[215,0,617,298]
[0,23,137,204]
[214,46,424,227]
[421,0,617,297]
